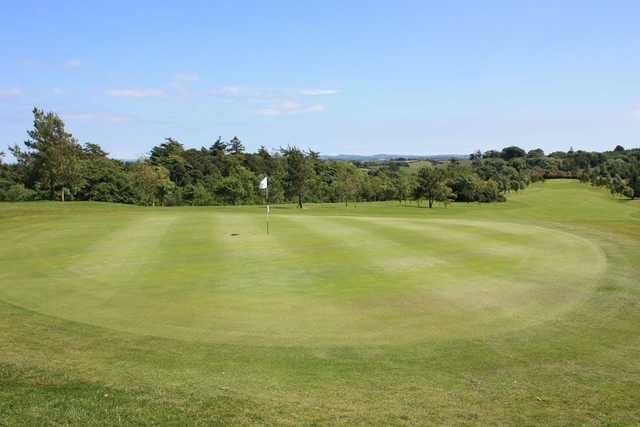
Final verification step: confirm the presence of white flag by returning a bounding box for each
[259,176,268,190]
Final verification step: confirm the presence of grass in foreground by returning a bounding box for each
[1,180,639,425]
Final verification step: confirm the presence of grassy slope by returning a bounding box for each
[1,180,639,425]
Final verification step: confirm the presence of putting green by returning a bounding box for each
[2,180,640,425]
[0,200,606,346]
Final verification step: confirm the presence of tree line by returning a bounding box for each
[1,108,638,207]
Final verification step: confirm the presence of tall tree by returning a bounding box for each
[150,138,191,186]
[15,108,83,201]
[210,137,227,155]
[335,162,362,206]
[227,136,245,156]
[414,165,451,208]
[281,146,310,208]
[150,138,184,163]
[393,173,412,206]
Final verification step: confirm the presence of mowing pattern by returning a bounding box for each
[0,205,606,345]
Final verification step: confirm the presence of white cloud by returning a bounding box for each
[0,88,23,97]
[63,112,130,123]
[254,108,281,116]
[103,113,130,123]
[175,73,200,82]
[106,89,165,97]
[255,101,324,116]
[632,107,640,119]
[52,87,64,95]
[300,89,339,96]
[210,86,243,96]
[64,59,82,67]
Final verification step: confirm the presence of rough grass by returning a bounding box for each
[1,180,639,425]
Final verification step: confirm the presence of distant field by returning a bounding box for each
[405,159,435,172]
[400,158,471,174]
[1,180,639,425]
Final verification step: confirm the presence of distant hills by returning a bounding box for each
[114,153,471,163]
[320,153,469,161]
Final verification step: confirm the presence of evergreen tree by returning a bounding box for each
[13,108,83,200]
[227,136,245,156]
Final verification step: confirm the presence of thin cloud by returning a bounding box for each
[0,88,23,97]
[632,107,640,120]
[255,101,324,116]
[64,59,82,68]
[64,113,96,120]
[104,113,130,123]
[209,86,284,100]
[106,89,165,97]
[210,86,243,96]
[175,73,200,82]
[52,87,64,95]
[63,112,130,123]
[300,89,340,96]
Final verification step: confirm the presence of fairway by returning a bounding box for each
[2,180,640,425]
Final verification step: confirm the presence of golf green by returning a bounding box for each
[1,180,639,425]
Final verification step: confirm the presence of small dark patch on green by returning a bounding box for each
[598,285,625,293]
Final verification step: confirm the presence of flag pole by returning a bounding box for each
[259,175,270,235]
[266,178,269,235]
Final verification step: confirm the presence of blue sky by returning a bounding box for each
[1,1,639,159]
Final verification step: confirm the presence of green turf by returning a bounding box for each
[1,180,639,425]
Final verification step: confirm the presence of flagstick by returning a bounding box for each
[266,182,270,235]
[259,176,270,235]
